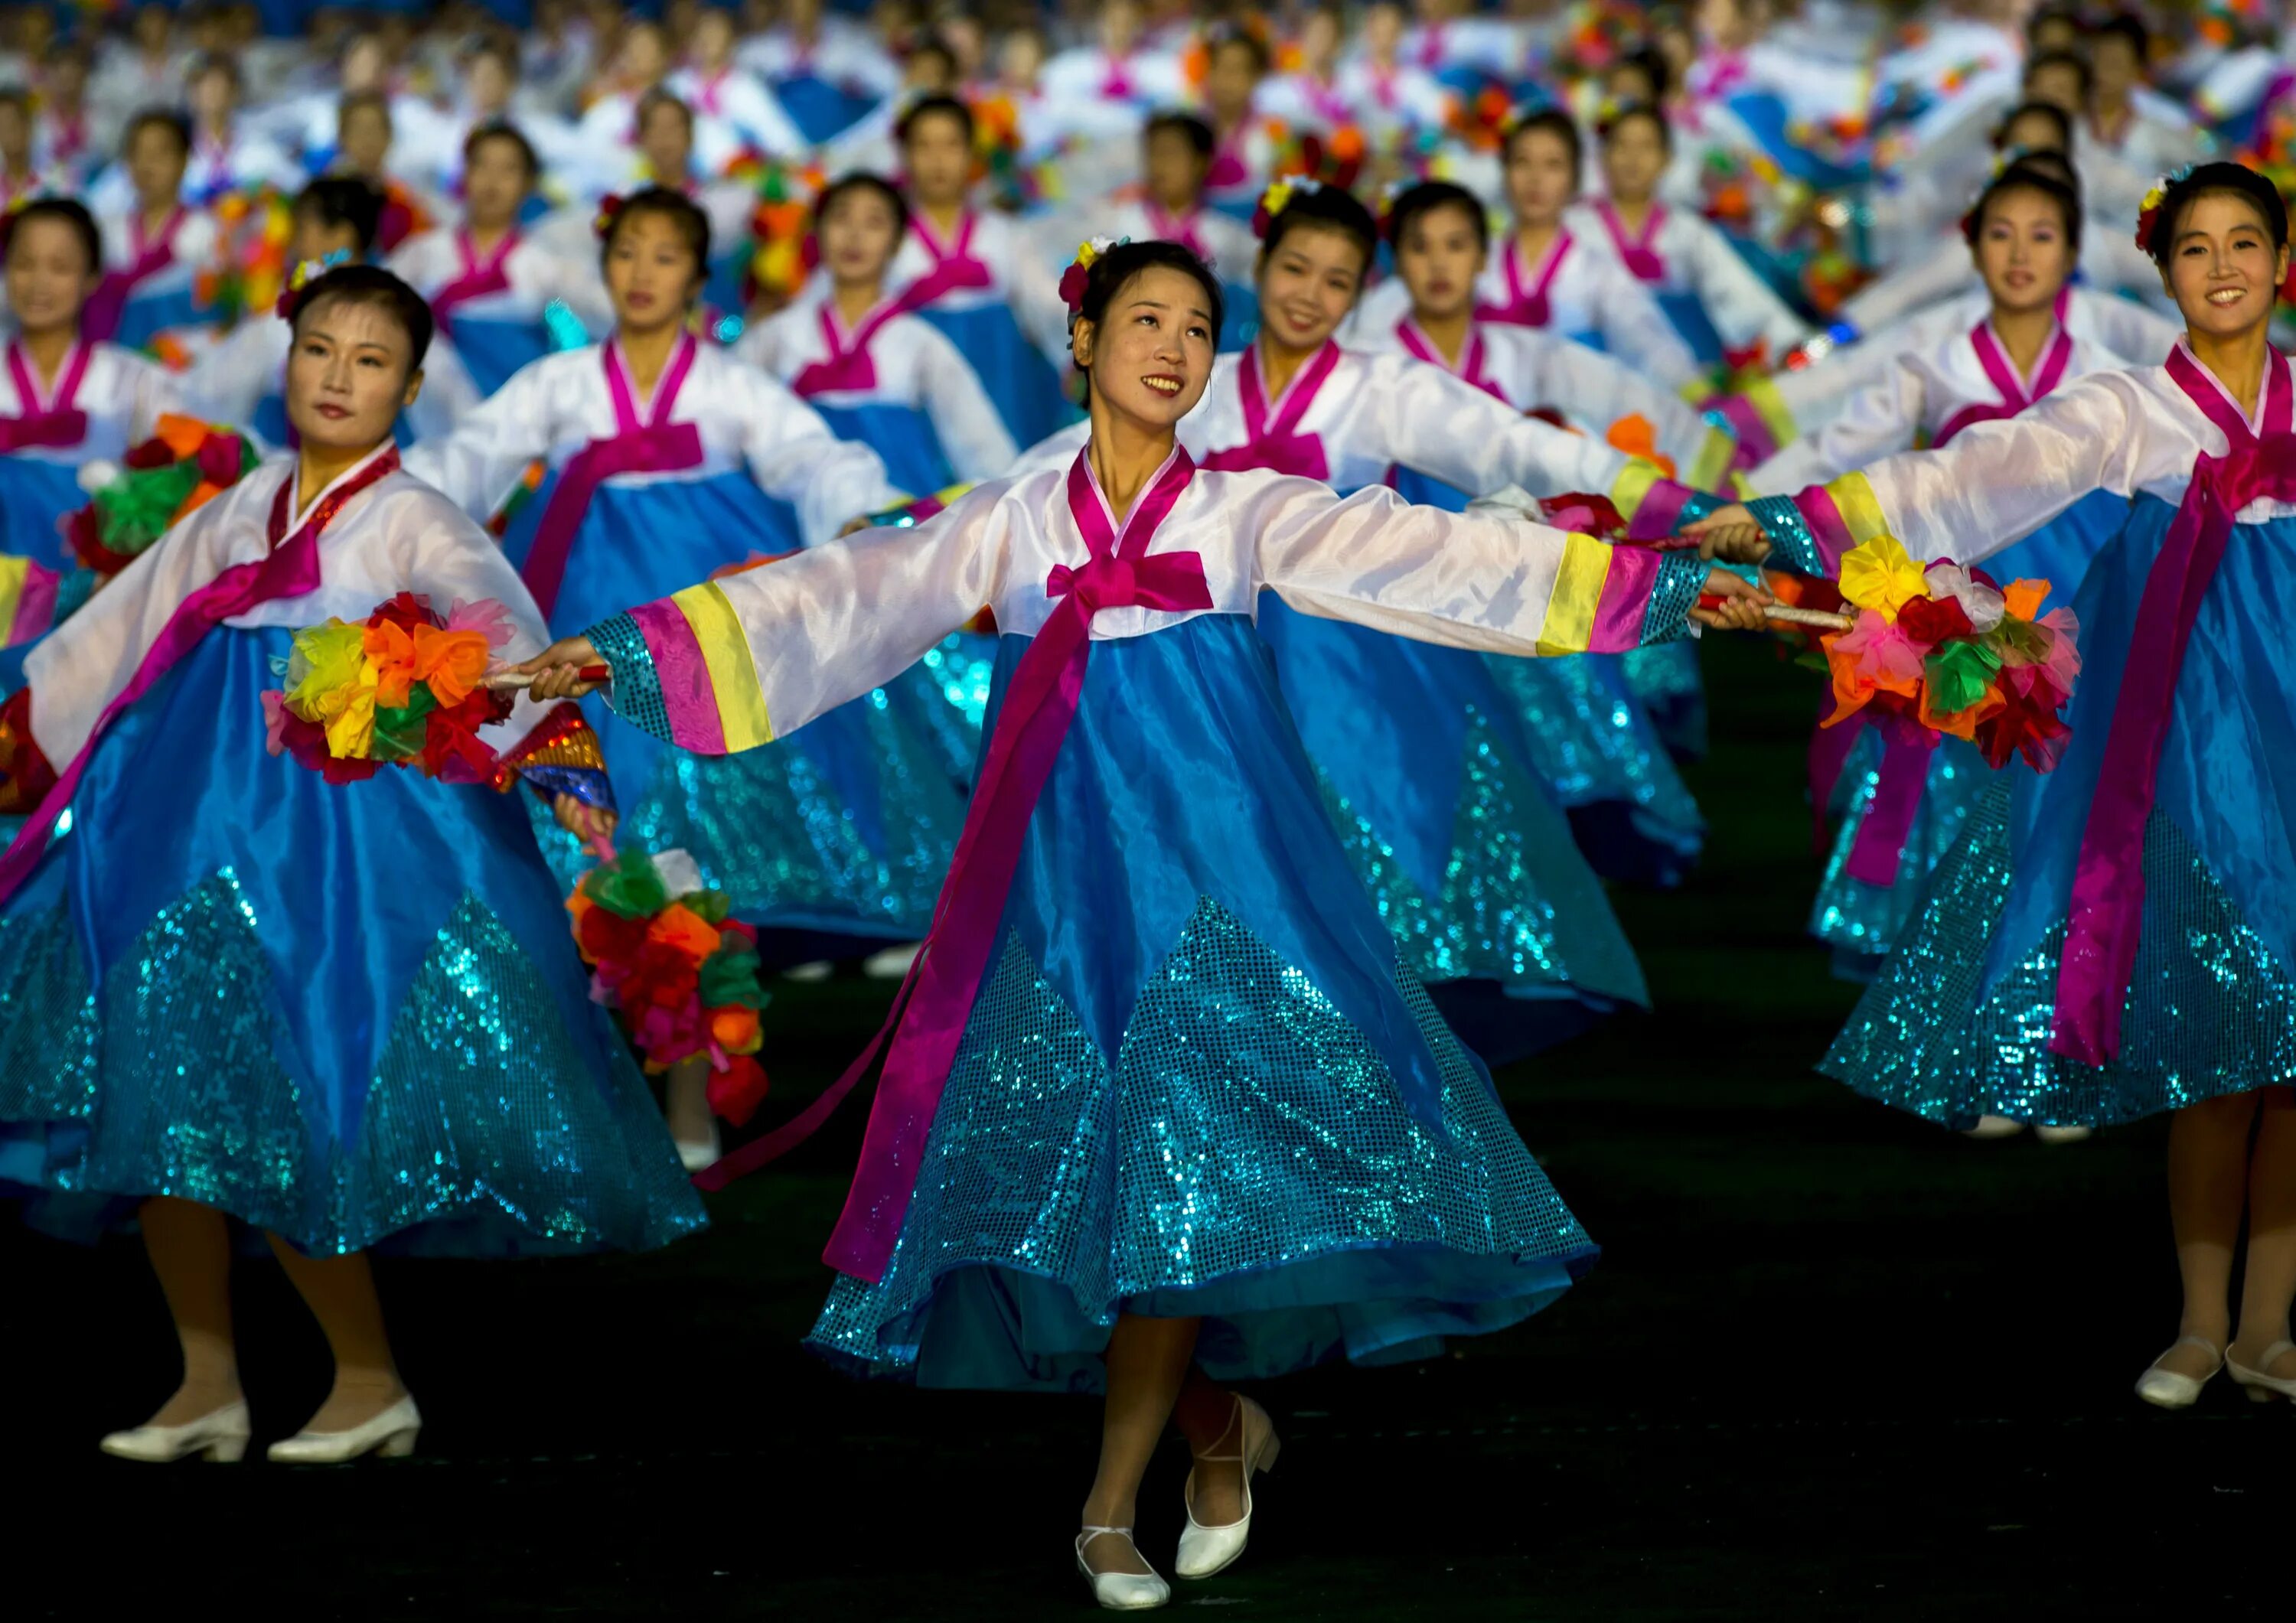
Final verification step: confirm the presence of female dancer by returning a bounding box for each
[1688,163,2296,1409]
[0,198,181,570]
[0,264,703,1463]
[86,111,224,357]
[1368,177,1718,885]
[1576,101,1808,368]
[889,93,1076,450]
[386,122,613,397]
[516,236,1766,1608]
[405,188,958,1005]
[1750,161,2131,994]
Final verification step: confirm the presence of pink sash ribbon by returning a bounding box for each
[1099,52,1137,100]
[1479,231,1572,328]
[1933,318,2073,447]
[1593,200,1667,285]
[901,211,996,309]
[791,298,906,397]
[2050,344,2296,1064]
[522,337,704,618]
[83,208,184,344]
[1207,128,1250,191]
[1394,319,1508,403]
[0,448,401,908]
[1143,202,1208,264]
[1199,340,1340,480]
[429,229,520,337]
[696,448,1215,1288]
[0,340,92,453]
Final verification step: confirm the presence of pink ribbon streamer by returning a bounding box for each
[521,336,703,619]
[0,449,401,908]
[429,229,520,338]
[1593,200,1667,285]
[1199,340,1340,480]
[2050,344,2296,1064]
[83,208,182,344]
[1479,230,1573,329]
[1143,201,1208,265]
[696,448,1215,1289]
[1844,715,1938,885]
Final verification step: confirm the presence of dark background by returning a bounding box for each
[7,634,2289,1619]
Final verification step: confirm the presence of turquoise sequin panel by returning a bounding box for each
[1810,735,1994,980]
[1482,651,1704,862]
[807,897,1596,1393]
[1822,784,2296,1128]
[1642,552,1711,645]
[0,875,707,1257]
[1619,642,1708,761]
[1317,709,1648,1009]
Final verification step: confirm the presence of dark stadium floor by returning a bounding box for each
[8,635,2288,1620]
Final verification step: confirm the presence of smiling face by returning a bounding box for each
[285,294,420,452]
[1395,200,1486,322]
[1256,220,1367,350]
[1071,262,1215,428]
[1504,125,1577,227]
[1600,116,1667,204]
[2163,191,2291,343]
[3,215,97,335]
[1974,184,2075,318]
[818,185,901,286]
[605,206,702,331]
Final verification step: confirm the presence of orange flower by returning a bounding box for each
[1606,415,1678,479]
[1918,675,2007,740]
[709,1005,762,1054]
[2001,579,2050,622]
[566,890,599,963]
[360,618,422,708]
[411,624,494,707]
[646,901,722,964]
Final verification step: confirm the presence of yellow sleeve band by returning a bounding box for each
[1535,530,1612,655]
[670,580,775,751]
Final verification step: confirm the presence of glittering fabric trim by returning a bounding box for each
[1750,494,1825,577]
[585,612,672,744]
[1641,552,1708,646]
[54,567,96,625]
[0,872,706,1256]
[1673,488,1727,526]
[1481,652,1704,853]
[1316,708,1648,1007]
[1617,644,1709,763]
[806,898,1598,1387]
[1821,783,2296,1127]
[495,703,615,814]
[1809,736,1993,971]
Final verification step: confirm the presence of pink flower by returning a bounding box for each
[445,596,517,650]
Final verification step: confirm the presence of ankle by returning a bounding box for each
[328,1365,406,1400]
[1081,1498,1138,1532]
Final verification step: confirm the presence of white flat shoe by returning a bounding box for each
[2033,1123,2093,1144]
[1075,1526,1169,1611]
[862,942,921,979]
[781,960,833,983]
[2227,1340,2296,1404]
[675,1122,722,1173]
[99,1399,251,1463]
[1175,1394,1281,1581]
[266,1393,422,1463]
[2135,1337,2223,1410]
[1963,1115,2025,1140]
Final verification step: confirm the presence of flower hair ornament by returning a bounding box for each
[2135,164,2195,253]
[593,192,627,240]
[274,249,354,321]
[1059,235,1127,326]
[1251,174,1321,240]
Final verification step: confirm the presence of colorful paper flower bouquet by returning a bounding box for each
[65,416,259,578]
[567,848,771,1126]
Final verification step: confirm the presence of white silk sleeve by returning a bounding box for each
[390,492,564,755]
[912,322,1021,482]
[1523,335,1718,477]
[1360,354,1632,498]
[1681,217,1808,354]
[1750,357,1924,494]
[407,339,484,443]
[181,321,285,436]
[1838,240,1975,337]
[730,367,903,543]
[400,361,559,520]
[125,353,186,441]
[2080,293,2181,367]
[1587,270,1701,389]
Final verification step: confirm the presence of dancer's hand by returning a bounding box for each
[839,513,872,536]
[1681,503,1773,563]
[1689,569,1775,631]
[509,635,603,700]
[554,794,617,852]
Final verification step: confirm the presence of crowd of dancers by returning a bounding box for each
[0,0,2292,1610]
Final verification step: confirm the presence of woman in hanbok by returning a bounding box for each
[1574,102,1807,370]
[0,263,704,1465]
[1687,164,2296,1410]
[888,93,1076,451]
[735,173,1017,788]
[1750,161,2132,1006]
[404,187,966,973]
[386,122,613,397]
[1366,178,1718,885]
[0,199,181,572]
[184,178,481,454]
[86,111,223,357]
[514,236,1767,1609]
[1059,112,1261,353]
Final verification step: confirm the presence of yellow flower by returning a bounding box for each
[1261,178,1294,219]
[324,680,377,759]
[1075,239,1100,269]
[282,620,372,721]
[1837,534,1929,621]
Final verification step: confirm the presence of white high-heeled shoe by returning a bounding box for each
[1075,1527,1169,1611]
[266,1393,422,1464]
[99,1399,251,1463]
[2227,1341,2296,1404]
[2135,1337,2223,1410]
[862,942,921,979]
[1964,1115,2025,1139]
[1174,1394,1281,1581]
[675,1121,722,1173]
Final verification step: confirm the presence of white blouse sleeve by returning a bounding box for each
[1750,356,1925,494]
[1838,240,1975,337]
[910,321,1021,483]
[1357,353,1634,500]
[1587,268,1702,389]
[181,321,285,435]
[390,490,566,755]
[400,359,559,519]
[1680,214,1808,354]
[728,365,905,543]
